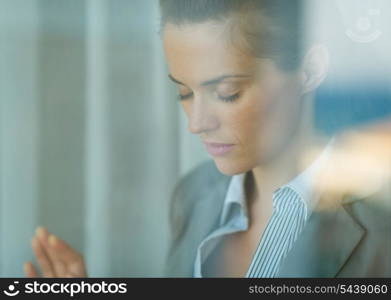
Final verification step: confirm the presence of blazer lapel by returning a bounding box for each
[277,199,365,277]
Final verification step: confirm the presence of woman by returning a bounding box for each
[24,0,391,278]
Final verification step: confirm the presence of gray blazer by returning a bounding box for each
[164,160,391,277]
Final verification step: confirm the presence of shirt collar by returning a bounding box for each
[284,137,335,217]
[219,138,335,226]
[219,172,248,227]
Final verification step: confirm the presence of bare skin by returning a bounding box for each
[24,227,87,278]
[24,18,333,278]
[162,21,326,276]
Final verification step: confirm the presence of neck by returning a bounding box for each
[250,130,309,203]
[246,96,327,210]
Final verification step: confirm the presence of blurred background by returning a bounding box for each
[0,0,390,277]
[0,0,208,277]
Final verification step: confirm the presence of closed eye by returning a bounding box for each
[178,92,193,101]
[179,92,240,102]
[218,92,240,102]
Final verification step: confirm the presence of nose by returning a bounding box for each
[187,97,219,135]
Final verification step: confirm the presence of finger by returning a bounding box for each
[31,236,55,277]
[36,226,87,277]
[24,261,39,278]
[36,226,68,277]
[65,271,80,278]
[48,234,83,262]
[48,234,87,277]
[46,235,68,277]
[35,226,50,248]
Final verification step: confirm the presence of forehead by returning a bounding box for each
[162,21,257,86]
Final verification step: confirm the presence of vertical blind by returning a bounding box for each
[0,0,208,277]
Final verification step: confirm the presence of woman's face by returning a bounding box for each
[163,21,304,175]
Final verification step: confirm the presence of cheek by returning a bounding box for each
[223,98,265,147]
[225,83,296,151]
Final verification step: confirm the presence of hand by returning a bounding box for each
[24,226,88,278]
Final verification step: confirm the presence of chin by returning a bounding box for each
[212,157,253,176]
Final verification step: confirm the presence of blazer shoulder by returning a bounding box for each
[336,193,391,277]
[175,160,227,193]
[164,160,231,276]
[346,192,391,232]
[170,160,229,219]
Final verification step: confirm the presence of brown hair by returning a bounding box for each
[159,0,304,71]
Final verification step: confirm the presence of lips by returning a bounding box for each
[203,141,235,156]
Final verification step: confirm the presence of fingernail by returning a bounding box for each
[49,234,57,246]
[36,226,46,238]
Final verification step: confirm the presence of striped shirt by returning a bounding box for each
[193,141,333,277]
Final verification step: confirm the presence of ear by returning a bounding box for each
[300,44,330,95]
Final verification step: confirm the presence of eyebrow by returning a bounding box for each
[168,74,251,87]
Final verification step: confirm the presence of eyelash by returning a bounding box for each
[178,93,193,101]
[178,92,240,102]
[219,93,240,102]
